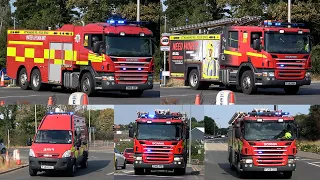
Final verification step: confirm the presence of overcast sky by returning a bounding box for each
[114,105,204,124]
[204,105,310,128]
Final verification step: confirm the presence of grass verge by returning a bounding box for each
[297,140,320,154]
[311,74,320,81]
[0,157,25,173]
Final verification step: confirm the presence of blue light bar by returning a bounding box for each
[107,19,126,25]
[248,111,289,116]
[47,112,74,115]
[138,68,142,71]
[148,114,155,118]
[263,20,305,28]
[123,68,126,70]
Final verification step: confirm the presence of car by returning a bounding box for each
[114,148,126,170]
[123,148,134,164]
[0,142,6,154]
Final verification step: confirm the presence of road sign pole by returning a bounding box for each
[163,51,166,86]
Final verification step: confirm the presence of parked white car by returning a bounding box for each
[0,143,6,154]
[114,148,126,170]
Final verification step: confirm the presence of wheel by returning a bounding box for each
[175,167,186,175]
[67,163,77,177]
[18,68,30,90]
[228,153,236,170]
[134,168,144,175]
[284,86,300,95]
[29,166,37,176]
[240,70,257,94]
[236,161,247,178]
[122,160,126,169]
[115,160,118,170]
[81,72,96,97]
[30,69,43,91]
[80,159,88,168]
[282,171,293,179]
[1,148,5,154]
[189,69,209,90]
[127,90,144,97]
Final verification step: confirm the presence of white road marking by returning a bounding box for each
[300,159,311,161]
[106,172,114,175]
[91,156,98,159]
[307,162,320,168]
[311,162,320,164]
[160,93,217,98]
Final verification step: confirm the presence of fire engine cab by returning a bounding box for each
[227,108,299,178]
[6,17,155,97]
[129,109,189,175]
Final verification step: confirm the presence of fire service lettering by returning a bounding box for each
[152,142,164,145]
[26,35,46,41]
[43,148,54,151]
[171,41,199,60]
[264,143,278,146]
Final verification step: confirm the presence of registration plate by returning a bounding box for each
[126,86,138,90]
[264,168,277,171]
[41,165,54,169]
[285,82,296,85]
[152,165,164,168]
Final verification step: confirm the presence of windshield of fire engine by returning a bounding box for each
[243,121,296,141]
[136,123,183,140]
[265,32,310,54]
[34,130,72,144]
[105,36,152,57]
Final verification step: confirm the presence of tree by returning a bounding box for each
[204,116,218,135]
[0,0,11,68]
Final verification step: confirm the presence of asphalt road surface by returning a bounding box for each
[0,148,114,180]
[205,141,320,180]
[114,163,203,180]
[0,84,160,104]
[160,83,320,104]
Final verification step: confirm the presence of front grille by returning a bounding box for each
[37,153,59,158]
[275,58,307,80]
[252,145,287,166]
[142,145,173,164]
[113,58,152,84]
[39,161,57,166]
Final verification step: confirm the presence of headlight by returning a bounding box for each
[135,157,142,160]
[148,76,153,80]
[288,159,295,163]
[174,157,183,161]
[102,76,114,81]
[263,72,268,76]
[244,159,253,163]
[62,150,71,158]
[29,149,35,157]
[305,72,311,77]
[268,72,274,77]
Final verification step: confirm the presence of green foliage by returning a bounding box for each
[115,141,134,153]
[294,105,320,141]
[297,142,320,154]
[311,45,320,75]
[190,140,204,163]
[0,0,11,68]
[204,116,219,135]
[0,105,114,146]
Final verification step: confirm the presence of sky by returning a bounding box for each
[88,105,114,110]
[10,0,16,12]
[114,105,204,124]
[204,105,310,128]
[161,0,167,11]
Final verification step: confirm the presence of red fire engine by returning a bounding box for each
[129,109,189,175]
[6,18,155,97]
[167,16,312,95]
[227,108,299,178]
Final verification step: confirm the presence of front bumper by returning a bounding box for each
[254,71,311,87]
[29,157,73,171]
[133,155,185,169]
[240,162,296,172]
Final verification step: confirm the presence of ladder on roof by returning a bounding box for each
[228,111,248,125]
[169,16,263,33]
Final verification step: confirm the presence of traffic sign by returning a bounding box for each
[160,36,169,46]
[160,46,170,51]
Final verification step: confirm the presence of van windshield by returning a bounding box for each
[35,130,72,144]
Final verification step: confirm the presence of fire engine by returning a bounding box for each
[227,108,299,178]
[6,18,155,97]
[167,16,312,95]
[128,109,189,175]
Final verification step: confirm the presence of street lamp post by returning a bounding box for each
[136,0,140,22]
[288,0,291,23]
[188,105,192,164]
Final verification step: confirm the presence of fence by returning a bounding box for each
[88,140,113,149]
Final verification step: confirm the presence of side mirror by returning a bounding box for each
[296,127,300,138]
[235,127,241,138]
[93,41,103,54]
[186,128,190,139]
[129,127,134,138]
[253,39,261,51]
[120,152,123,155]
[27,138,33,146]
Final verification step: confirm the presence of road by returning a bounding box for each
[114,163,203,180]
[0,84,160,104]
[205,140,320,180]
[0,148,114,180]
[160,83,320,104]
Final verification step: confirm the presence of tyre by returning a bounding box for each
[282,171,293,179]
[122,160,126,169]
[284,86,300,95]
[240,70,257,94]
[29,166,37,176]
[80,159,88,168]
[189,69,209,90]
[30,69,43,91]
[67,163,76,177]
[128,90,144,97]
[115,160,118,170]
[81,72,96,96]
[175,167,186,175]
[236,161,247,179]
[134,168,144,175]
[18,68,30,90]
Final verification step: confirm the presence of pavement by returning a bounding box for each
[205,139,320,180]
[114,163,203,180]
[160,82,320,104]
[0,83,160,104]
[0,148,114,180]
